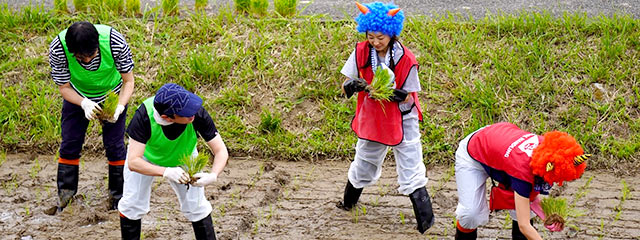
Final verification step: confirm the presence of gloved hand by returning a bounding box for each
[163,167,189,184]
[107,104,125,123]
[545,222,563,232]
[192,172,218,187]
[343,78,368,99]
[531,196,564,232]
[390,89,408,102]
[80,98,101,120]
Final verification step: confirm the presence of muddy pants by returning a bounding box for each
[454,130,535,230]
[347,111,428,195]
[118,155,212,222]
[57,100,126,202]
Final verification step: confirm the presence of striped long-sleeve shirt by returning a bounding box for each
[48,28,134,102]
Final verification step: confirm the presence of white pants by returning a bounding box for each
[348,111,428,195]
[118,156,212,222]
[454,129,535,230]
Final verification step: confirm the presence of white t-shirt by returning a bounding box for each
[340,42,421,115]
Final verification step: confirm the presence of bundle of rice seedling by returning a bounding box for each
[541,197,568,226]
[250,0,269,17]
[274,0,297,17]
[195,0,208,11]
[366,66,394,101]
[54,0,69,13]
[179,152,210,185]
[235,0,250,13]
[162,0,179,16]
[98,91,119,121]
[125,0,141,16]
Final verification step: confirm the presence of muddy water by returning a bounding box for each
[1,154,638,239]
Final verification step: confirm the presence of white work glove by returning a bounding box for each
[107,104,125,123]
[163,167,190,184]
[80,98,101,120]
[192,172,217,187]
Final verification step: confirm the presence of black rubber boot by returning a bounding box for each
[108,165,124,210]
[192,214,216,240]
[57,163,79,210]
[337,180,363,211]
[120,215,141,240]
[409,187,435,234]
[455,227,477,240]
[512,220,532,240]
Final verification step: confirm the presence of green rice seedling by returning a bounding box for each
[54,0,69,13]
[367,66,394,101]
[0,149,6,167]
[234,0,250,13]
[195,0,207,11]
[73,0,88,12]
[399,211,405,225]
[179,152,210,184]
[105,0,124,13]
[98,91,119,121]
[274,0,297,17]
[250,0,268,17]
[162,0,179,16]
[541,197,569,226]
[125,0,141,16]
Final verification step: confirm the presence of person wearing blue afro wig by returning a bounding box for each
[355,1,405,37]
[337,1,435,235]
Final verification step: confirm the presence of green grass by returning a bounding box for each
[195,0,207,11]
[0,6,639,171]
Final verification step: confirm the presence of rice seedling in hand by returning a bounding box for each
[125,0,141,16]
[54,0,69,13]
[541,197,568,226]
[234,0,250,13]
[98,91,119,121]
[162,0,179,16]
[250,0,269,17]
[179,152,210,185]
[367,65,394,101]
[195,0,208,11]
[274,0,297,17]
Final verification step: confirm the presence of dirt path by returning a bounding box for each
[1,154,638,239]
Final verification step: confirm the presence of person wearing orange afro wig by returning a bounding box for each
[453,122,590,240]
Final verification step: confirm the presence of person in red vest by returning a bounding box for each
[454,122,591,240]
[337,1,434,234]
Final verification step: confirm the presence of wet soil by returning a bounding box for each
[1,154,639,239]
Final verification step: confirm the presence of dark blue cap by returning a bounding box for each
[154,83,203,117]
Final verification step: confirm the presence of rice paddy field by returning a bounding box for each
[0,1,639,239]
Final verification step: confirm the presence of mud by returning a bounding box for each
[1,154,639,239]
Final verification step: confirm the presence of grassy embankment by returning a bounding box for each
[0,3,638,173]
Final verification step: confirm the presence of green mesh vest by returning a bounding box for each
[58,24,122,98]
[142,97,197,167]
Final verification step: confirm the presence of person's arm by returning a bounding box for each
[205,135,228,175]
[59,82,84,106]
[127,138,165,176]
[514,193,543,240]
[118,72,134,106]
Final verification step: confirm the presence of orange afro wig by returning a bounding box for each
[530,131,587,186]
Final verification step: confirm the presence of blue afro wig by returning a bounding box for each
[355,2,405,37]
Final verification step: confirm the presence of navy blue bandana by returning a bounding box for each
[534,176,552,195]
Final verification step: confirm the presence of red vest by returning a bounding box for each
[351,41,423,146]
[467,122,542,185]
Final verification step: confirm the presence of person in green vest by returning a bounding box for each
[48,21,135,212]
[118,83,228,240]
